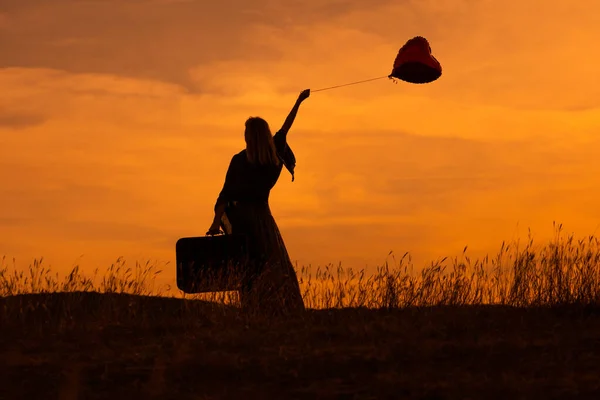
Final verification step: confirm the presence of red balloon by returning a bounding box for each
[389,36,442,84]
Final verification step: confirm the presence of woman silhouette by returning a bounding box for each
[207,89,311,315]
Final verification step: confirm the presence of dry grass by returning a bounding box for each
[3,223,600,309]
[2,223,600,399]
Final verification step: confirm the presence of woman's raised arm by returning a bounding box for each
[279,89,310,135]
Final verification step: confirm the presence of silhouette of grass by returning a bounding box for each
[1,223,600,398]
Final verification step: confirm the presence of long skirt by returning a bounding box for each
[220,201,305,316]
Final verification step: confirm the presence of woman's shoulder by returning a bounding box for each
[226,150,247,169]
[273,129,286,140]
[232,149,247,160]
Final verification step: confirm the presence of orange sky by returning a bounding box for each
[1,0,600,289]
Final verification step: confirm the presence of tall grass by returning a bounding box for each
[2,224,600,309]
[0,256,168,297]
[300,224,600,308]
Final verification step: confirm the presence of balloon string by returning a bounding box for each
[311,75,390,92]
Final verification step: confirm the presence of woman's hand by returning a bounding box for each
[298,89,310,103]
[206,220,222,236]
[207,203,226,235]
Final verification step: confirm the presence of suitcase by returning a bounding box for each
[176,233,249,293]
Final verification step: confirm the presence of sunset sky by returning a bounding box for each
[1,0,600,289]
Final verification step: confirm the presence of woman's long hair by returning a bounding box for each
[244,117,281,166]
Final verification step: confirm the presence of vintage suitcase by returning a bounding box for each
[176,233,248,293]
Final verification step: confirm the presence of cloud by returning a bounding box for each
[0,109,46,129]
[2,0,598,110]
[0,217,29,226]
[0,0,396,92]
[0,12,8,29]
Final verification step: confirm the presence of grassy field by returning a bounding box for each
[2,225,600,399]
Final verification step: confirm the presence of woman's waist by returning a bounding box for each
[226,196,270,208]
[228,192,270,204]
[229,199,269,206]
[225,199,272,217]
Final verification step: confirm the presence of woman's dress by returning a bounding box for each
[214,129,305,315]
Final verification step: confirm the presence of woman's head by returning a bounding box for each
[244,117,281,166]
